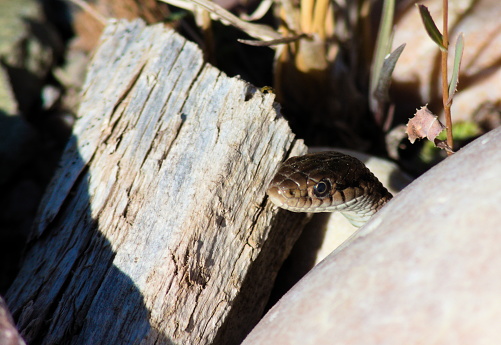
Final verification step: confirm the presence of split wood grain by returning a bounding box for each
[6,19,308,345]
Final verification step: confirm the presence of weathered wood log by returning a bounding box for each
[5,19,309,345]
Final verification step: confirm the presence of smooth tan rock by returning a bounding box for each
[243,126,501,345]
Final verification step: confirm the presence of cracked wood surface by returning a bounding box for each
[6,19,308,345]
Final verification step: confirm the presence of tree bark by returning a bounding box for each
[5,19,308,345]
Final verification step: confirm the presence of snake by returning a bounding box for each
[266,151,393,227]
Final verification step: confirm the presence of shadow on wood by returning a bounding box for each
[6,135,172,344]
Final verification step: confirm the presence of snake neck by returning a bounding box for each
[342,187,392,227]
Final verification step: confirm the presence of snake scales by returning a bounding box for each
[267,151,393,227]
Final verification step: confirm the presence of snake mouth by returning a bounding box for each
[267,184,369,213]
[267,185,303,209]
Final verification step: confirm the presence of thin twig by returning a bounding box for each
[240,0,273,21]
[441,0,454,154]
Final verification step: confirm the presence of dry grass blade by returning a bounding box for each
[240,0,274,21]
[278,0,301,33]
[238,33,311,47]
[159,0,282,41]
[370,0,395,114]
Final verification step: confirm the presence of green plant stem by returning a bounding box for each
[441,0,454,154]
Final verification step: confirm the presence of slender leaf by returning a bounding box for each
[373,43,406,103]
[448,33,464,104]
[417,4,447,52]
[369,0,395,112]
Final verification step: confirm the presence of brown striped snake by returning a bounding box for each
[267,151,393,227]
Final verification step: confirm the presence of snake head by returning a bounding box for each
[267,151,392,226]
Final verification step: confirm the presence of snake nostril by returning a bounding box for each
[282,189,295,198]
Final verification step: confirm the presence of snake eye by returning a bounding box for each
[313,179,331,198]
